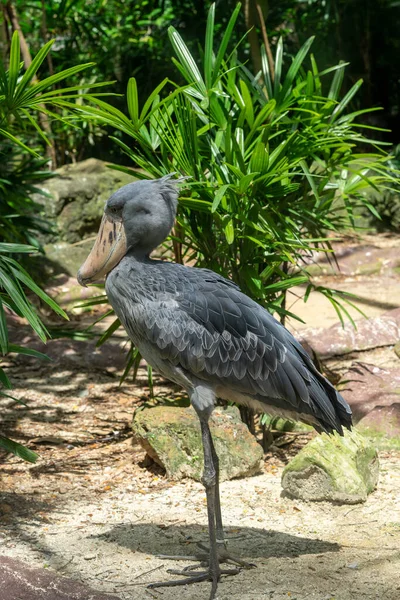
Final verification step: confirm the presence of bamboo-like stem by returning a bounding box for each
[255,1,275,82]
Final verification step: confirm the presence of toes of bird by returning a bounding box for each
[167,568,209,576]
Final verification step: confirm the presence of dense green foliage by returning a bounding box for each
[0,32,109,460]
[3,1,399,163]
[75,4,396,327]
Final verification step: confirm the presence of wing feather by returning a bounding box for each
[107,261,352,433]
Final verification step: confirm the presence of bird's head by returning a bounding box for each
[77,174,184,286]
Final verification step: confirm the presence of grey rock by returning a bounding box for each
[303,244,400,277]
[299,308,400,359]
[132,405,264,481]
[340,362,400,439]
[0,555,121,600]
[35,158,137,243]
[281,429,379,504]
[41,240,96,278]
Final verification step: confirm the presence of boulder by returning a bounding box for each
[299,308,400,359]
[281,429,379,504]
[40,240,96,278]
[340,362,400,439]
[132,405,264,481]
[35,159,137,244]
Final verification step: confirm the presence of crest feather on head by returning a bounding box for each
[154,172,190,216]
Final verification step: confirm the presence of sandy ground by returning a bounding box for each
[1,362,399,600]
[1,451,399,600]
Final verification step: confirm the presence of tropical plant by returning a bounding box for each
[72,3,396,330]
[0,31,111,461]
[0,241,68,462]
[363,144,400,231]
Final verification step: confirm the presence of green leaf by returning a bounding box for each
[239,80,254,127]
[330,79,363,121]
[20,109,51,146]
[127,78,139,124]
[140,78,169,122]
[261,45,273,100]
[249,142,269,174]
[8,344,50,361]
[0,128,40,156]
[0,367,12,389]
[0,436,38,463]
[280,36,315,101]
[274,38,283,97]
[213,2,241,79]
[0,243,38,253]
[96,318,121,347]
[23,63,95,100]
[204,2,215,89]
[300,160,320,204]
[211,184,230,212]
[14,39,55,101]
[168,27,206,94]
[310,54,321,95]
[0,268,47,342]
[8,31,21,99]
[0,300,9,355]
[120,346,141,386]
[263,275,308,292]
[9,263,68,321]
[328,61,346,100]
[224,219,235,244]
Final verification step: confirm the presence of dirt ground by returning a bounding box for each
[1,363,399,600]
[1,233,400,600]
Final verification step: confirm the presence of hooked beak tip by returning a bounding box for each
[77,269,88,287]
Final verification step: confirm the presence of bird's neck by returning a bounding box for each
[126,248,154,263]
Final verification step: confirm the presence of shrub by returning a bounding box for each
[77,3,396,329]
[0,32,109,461]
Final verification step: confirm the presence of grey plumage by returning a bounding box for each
[106,257,351,434]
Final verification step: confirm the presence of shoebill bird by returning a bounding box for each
[77,174,352,599]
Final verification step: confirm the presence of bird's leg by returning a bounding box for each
[197,431,255,570]
[149,404,240,598]
[209,432,225,547]
[199,415,221,590]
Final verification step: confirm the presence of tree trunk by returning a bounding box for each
[40,0,54,76]
[0,5,10,66]
[244,0,261,75]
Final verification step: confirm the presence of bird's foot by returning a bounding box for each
[198,541,256,569]
[148,564,240,599]
[157,541,256,569]
[151,539,254,598]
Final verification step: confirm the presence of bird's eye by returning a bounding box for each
[107,206,121,217]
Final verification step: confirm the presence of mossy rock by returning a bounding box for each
[132,405,264,481]
[35,159,137,244]
[261,414,313,433]
[356,260,383,275]
[281,429,379,504]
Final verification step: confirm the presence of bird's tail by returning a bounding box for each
[308,372,352,435]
